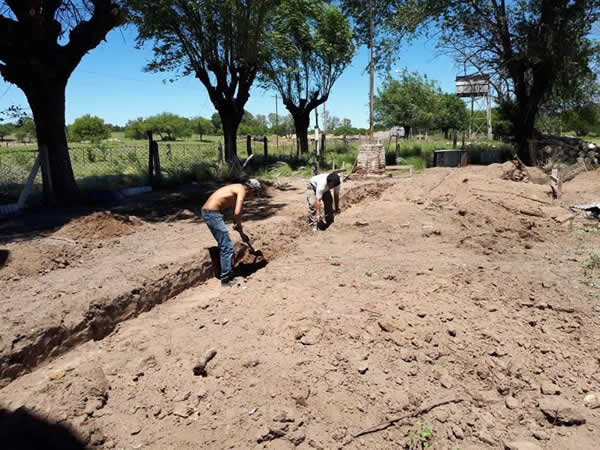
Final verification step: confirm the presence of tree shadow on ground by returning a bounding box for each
[0,249,8,268]
[0,182,288,244]
[0,407,87,450]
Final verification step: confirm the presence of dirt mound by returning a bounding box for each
[54,212,143,240]
[341,181,392,207]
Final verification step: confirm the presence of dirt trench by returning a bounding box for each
[1,182,392,387]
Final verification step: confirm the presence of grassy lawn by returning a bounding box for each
[0,132,514,203]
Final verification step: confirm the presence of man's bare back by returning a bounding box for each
[202,184,246,212]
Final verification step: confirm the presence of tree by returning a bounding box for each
[127,0,279,164]
[238,111,269,136]
[0,1,125,203]
[333,118,354,143]
[124,117,147,140]
[374,70,438,136]
[144,113,192,141]
[260,0,355,155]
[69,114,111,143]
[269,113,294,137]
[0,123,13,141]
[211,112,223,135]
[13,117,36,142]
[434,93,468,139]
[563,103,599,136]
[191,116,215,140]
[327,116,340,131]
[342,0,417,140]
[393,0,600,163]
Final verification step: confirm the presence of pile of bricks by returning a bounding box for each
[355,144,385,175]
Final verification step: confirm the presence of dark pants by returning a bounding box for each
[306,185,334,228]
[202,210,234,280]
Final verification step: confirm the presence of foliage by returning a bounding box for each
[375,70,439,131]
[69,114,111,143]
[190,116,215,140]
[13,117,36,142]
[211,112,223,135]
[124,117,148,140]
[0,122,13,140]
[268,113,295,137]
[127,0,280,162]
[239,111,269,136]
[408,423,433,450]
[144,113,192,141]
[563,104,600,137]
[434,93,468,135]
[341,0,412,70]
[0,1,126,201]
[260,0,355,154]
[391,0,600,162]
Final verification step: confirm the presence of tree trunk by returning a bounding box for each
[220,110,243,164]
[443,129,449,140]
[292,113,310,156]
[513,99,540,166]
[24,79,80,204]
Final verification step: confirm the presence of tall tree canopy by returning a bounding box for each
[0,1,124,202]
[69,114,111,143]
[392,0,600,162]
[127,0,279,164]
[260,0,355,155]
[374,70,439,136]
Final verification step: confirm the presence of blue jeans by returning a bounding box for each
[202,210,234,280]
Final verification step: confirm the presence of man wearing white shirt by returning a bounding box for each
[306,173,341,231]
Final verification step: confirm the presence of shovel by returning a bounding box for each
[237,229,264,261]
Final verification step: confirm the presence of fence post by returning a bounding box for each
[152,140,161,184]
[263,136,268,167]
[246,135,252,156]
[147,131,154,185]
[320,133,326,164]
[39,144,55,206]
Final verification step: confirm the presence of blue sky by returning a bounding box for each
[0,25,461,129]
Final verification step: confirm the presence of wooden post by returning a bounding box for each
[147,131,154,185]
[246,135,252,156]
[17,153,41,210]
[217,142,224,168]
[263,136,268,166]
[39,144,55,205]
[152,140,161,184]
[320,133,326,162]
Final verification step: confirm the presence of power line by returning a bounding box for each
[0,85,11,100]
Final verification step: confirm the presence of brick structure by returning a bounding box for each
[355,143,385,175]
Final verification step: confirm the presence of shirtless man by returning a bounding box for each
[201,179,264,286]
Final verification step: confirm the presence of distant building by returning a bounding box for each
[390,126,405,137]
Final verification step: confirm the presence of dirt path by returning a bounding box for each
[1,165,600,449]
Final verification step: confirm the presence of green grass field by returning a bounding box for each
[0,132,516,203]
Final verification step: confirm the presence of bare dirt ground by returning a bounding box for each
[1,164,600,450]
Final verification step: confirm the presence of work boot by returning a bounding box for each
[221,277,238,287]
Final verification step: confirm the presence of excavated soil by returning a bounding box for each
[53,212,143,241]
[1,164,600,450]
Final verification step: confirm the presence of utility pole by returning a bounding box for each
[368,0,375,144]
[272,94,279,149]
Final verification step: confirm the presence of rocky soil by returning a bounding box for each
[1,163,600,449]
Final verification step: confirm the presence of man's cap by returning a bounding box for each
[244,178,265,194]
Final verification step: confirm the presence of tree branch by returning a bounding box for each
[63,1,122,72]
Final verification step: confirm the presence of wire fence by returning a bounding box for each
[0,136,362,205]
[0,141,220,205]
